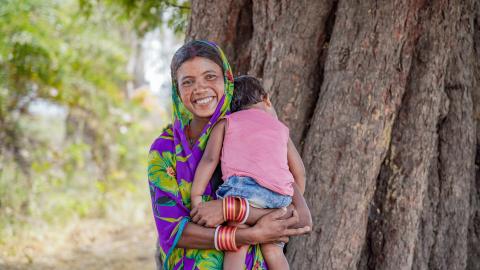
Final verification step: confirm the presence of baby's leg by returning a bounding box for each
[261,243,289,270]
[223,245,249,270]
[223,222,249,270]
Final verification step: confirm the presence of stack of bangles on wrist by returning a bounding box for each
[214,197,250,251]
[214,226,238,251]
[223,196,249,224]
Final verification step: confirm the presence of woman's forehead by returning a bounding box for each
[177,57,222,78]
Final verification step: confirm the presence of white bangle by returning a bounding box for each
[214,225,221,251]
[239,199,250,224]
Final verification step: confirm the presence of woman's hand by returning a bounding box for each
[249,208,311,244]
[191,196,203,209]
[190,199,224,227]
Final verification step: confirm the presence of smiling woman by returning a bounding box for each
[148,40,310,270]
[170,44,229,148]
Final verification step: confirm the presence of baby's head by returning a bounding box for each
[231,75,275,116]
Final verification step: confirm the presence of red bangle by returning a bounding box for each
[237,197,248,224]
[215,225,238,251]
[223,197,249,223]
[223,197,232,221]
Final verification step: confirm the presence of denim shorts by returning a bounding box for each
[216,176,292,208]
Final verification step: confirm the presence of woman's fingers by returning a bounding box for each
[268,207,288,220]
[283,226,311,237]
[282,209,300,227]
[251,206,312,245]
[188,200,224,227]
[191,212,200,223]
[190,207,198,217]
[197,218,207,226]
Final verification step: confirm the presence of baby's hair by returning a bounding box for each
[231,75,267,112]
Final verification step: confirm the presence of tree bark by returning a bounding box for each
[360,2,476,270]
[186,0,480,269]
[467,2,480,269]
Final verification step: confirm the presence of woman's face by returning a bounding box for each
[176,57,225,119]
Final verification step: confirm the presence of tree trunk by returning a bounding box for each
[186,0,480,269]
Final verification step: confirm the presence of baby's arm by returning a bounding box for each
[287,138,312,229]
[287,137,306,194]
[191,119,226,208]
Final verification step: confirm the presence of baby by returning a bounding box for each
[191,75,304,270]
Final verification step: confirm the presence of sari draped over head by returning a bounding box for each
[148,41,267,270]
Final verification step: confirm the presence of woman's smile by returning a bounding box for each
[193,96,215,105]
[192,95,218,115]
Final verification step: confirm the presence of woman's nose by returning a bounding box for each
[193,79,209,93]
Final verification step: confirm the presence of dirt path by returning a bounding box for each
[0,221,157,270]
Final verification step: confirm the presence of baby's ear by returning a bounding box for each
[263,94,272,106]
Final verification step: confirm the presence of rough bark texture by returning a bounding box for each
[186,0,252,75]
[361,2,476,270]
[468,2,480,269]
[186,0,480,269]
[411,4,476,269]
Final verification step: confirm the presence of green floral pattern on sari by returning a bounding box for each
[148,151,178,196]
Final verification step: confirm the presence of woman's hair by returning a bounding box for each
[231,75,267,112]
[170,40,224,83]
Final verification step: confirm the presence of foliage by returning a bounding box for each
[78,0,190,36]
[0,0,173,242]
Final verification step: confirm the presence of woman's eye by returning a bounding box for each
[205,74,216,80]
[182,80,193,86]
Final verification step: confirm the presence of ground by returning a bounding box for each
[0,220,157,270]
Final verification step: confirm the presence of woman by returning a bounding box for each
[148,40,311,270]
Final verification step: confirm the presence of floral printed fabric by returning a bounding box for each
[148,40,267,270]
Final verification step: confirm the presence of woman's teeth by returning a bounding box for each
[195,97,214,105]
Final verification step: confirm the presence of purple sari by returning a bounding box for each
[148,41,267,270]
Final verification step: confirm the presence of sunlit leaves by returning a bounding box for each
[79,0,190,36]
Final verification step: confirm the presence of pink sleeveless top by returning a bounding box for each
[221,108,294,196]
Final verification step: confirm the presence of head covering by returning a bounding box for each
[172,40,234,131]
[148,41,266,269]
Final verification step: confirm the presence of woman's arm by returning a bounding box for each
[191,120,226,207]
[176,223,216,249]
[191,192,312,230]
[177,222,257,249]
[190,199,274,227]
[179,208,310,249]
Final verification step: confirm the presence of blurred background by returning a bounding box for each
[0,0,188,269]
